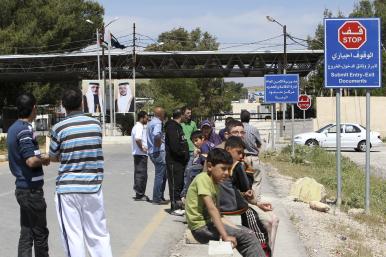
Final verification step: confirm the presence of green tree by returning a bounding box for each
[138,27,244,118]
[0,0,104,110]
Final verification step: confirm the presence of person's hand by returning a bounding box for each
[223,235,237,248]
[41,154,50,166]
[257,201,273,212]
[244,190,254,200]
[142,146,148,152]
[194,148,201,156]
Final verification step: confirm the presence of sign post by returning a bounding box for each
[325,18,381,212]
[297,94,311,127]
[264,74,299,155]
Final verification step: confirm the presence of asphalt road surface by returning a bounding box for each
[0,144,185,257]
[340,144,386,179]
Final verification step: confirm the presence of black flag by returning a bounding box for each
[110,33,126,49]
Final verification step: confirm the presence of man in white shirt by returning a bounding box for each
[131,111,149,201]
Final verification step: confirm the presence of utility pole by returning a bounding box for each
[108,31,114,135]
[283,24,287,137]
[132,22,136,112]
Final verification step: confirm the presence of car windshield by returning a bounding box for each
[316,124,333,133]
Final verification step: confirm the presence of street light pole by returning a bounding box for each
[86,19,105,134]
[266,16,288,138]
[267,16,295,157]
[283,24,287,139]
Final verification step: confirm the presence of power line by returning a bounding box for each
[0,37,95,51]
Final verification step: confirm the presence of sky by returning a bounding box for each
[95,0,361,86]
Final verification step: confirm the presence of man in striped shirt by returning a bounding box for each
[49,89,112,257]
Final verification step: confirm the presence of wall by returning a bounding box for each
[316,96,386,137]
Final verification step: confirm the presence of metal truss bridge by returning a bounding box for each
[0,50,323,82]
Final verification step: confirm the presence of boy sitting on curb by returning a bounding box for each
[185,148,265,257]
[224,136,272,256]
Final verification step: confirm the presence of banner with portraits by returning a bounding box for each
[114,79,135,113]
[81,80,104,114]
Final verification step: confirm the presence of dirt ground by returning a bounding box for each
[264,163,386,257]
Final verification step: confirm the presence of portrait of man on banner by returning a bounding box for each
[115,80,135,113]
[82,80,104,114]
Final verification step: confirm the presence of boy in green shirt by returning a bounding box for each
[185,148,265,257]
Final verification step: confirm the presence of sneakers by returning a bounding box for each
[152,200,169,205]
[170,209,185,216]
[134,195,150,202]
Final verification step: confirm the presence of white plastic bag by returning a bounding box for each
[208,240,233,256]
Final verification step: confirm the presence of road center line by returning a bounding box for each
[121,207,167,257]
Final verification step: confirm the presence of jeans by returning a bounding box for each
[180,164,203,198]
[191,223,265,257]
[149,151,167,202]
[15,188,49,257]
[133,155,148,197]
[181,152,194,197]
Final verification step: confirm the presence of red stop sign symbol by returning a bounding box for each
[297,95,311,110]
[338,21,367,49]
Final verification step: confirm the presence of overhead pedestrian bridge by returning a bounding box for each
[0,50,323,82]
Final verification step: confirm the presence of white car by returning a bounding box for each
[294,123,383,152]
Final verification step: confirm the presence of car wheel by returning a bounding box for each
[305,139,319,147]
[357,140,369,152]
[354,148,360,152]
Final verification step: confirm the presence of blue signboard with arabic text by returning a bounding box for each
[264,74,299,103]
[324,18,381,88]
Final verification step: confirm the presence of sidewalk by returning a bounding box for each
[170,164,308,257]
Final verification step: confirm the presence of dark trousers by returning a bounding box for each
[191,223,265,257]
[133,155,148,197]
[166,158,186,210]
[15,188,49,257]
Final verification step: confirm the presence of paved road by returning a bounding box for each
[339,145,386,179]
[0,144,185,257]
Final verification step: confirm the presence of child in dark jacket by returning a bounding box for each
[181,130,215,199]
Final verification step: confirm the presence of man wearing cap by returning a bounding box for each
[115,81,135,113]
[200,119,222,147]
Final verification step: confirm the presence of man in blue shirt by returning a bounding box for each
[7,93,50,257]
[147,107,168,204]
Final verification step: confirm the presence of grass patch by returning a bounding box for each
[0,137,6,155]
[335,243,374,257]
[261,145,386,219]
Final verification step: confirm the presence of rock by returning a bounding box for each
[347,208,365,216]
[309,201,330,212]
[290,177,327,203]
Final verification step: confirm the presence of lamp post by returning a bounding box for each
[266,16,287,136]
[86,18,119,136]
[267,16,295,157]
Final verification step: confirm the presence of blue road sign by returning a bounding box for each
[264,74,299,103]
[324,18,381,88]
